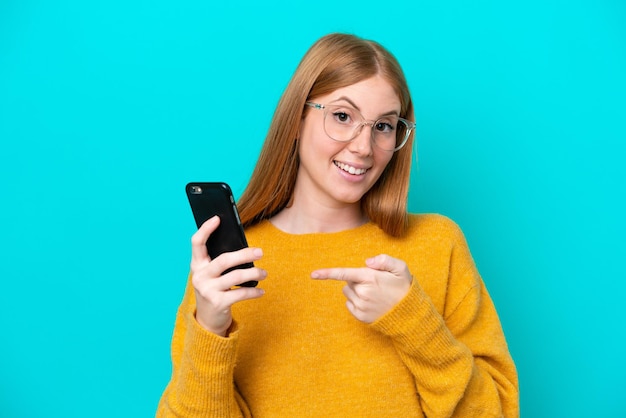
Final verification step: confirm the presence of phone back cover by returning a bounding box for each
[186,182,255,283]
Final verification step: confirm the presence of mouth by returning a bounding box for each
[334,161,369,176]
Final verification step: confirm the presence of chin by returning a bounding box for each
[332,190,367,205]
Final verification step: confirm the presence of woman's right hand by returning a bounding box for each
[190,215,266,336]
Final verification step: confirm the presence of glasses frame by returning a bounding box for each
[305,101,416,152]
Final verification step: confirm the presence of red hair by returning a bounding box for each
[238,33,415,237]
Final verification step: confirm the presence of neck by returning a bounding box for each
[270,195,368,234]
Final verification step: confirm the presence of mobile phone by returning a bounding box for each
[185,182,257,287]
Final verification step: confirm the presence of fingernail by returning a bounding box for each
[253,248,263,258]
[311,272,319,279]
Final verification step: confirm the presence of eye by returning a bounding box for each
[332,111,352,124]
[374,121,395,133]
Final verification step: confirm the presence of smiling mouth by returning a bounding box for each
[334,161,368,175]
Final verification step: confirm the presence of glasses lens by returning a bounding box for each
[372,116,406,151]
[323,106,359,142]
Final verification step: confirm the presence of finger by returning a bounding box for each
[191,216,220,263]
[344,280,374,305]
[345,299,357,317]
[194,267,267,295]
[343,291,367,323]
[365,254,407,275]
[311,267,369,284]
[342,283,357,301]
[210,247,264,276]
[220,266,267,289]
[220,286,266,306]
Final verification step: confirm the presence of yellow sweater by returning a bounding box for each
[157,214,519,417]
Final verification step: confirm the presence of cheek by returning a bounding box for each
[299,123,343,159]
[298,119,319,153]
[374,151,394,171]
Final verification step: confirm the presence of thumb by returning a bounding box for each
[365,254,400,273]
[366,254,413,284]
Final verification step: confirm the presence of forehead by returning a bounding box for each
[318,76,400,115]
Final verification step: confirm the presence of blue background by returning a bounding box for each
[1,1,625,417]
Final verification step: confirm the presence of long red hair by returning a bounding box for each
[237,33,415,237]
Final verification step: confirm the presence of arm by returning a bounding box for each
[157,216,266,417]
[312,220,519,417]
[371,275,518,417]
[156,278,251,418]
[370,225,519,418]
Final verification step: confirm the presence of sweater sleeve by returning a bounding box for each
[370,221,519,418]
[156,276,251,418]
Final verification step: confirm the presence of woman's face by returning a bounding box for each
[296,75,400,209]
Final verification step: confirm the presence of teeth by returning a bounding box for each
[335,161,368,175]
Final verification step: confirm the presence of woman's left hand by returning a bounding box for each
[311,254,413,323]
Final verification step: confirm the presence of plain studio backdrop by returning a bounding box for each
[1,1,624,417]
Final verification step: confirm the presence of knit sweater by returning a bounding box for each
[157,214,519,417]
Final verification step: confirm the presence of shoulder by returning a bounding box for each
[406,213,466,242]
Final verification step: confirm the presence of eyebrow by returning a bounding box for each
[328,96,400,117]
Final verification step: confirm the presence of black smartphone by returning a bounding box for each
[185,182,257,287]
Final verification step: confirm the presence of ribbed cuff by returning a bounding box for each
[370,280,464,365]
[185,313,240,368]
[175,312,240,410]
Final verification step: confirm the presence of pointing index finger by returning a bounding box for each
[311,267,367,283]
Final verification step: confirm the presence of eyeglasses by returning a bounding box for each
[305,102,415,152]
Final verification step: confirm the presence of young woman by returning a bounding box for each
[157,33,519,417]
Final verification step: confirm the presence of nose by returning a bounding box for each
[348,122,374,156]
